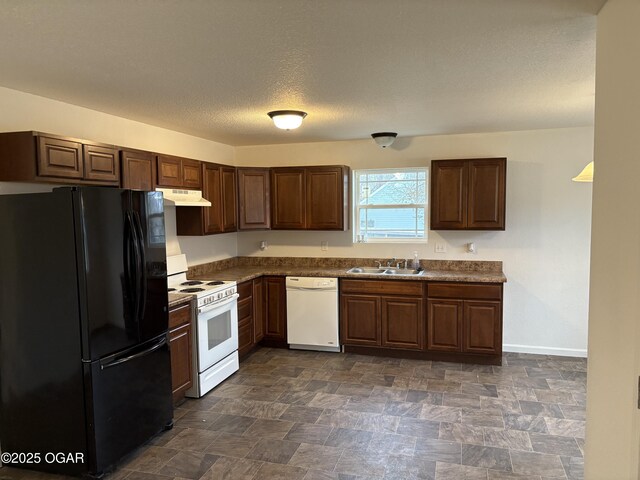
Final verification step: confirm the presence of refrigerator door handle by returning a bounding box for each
[132,211,147,322]
[129,210,143,324]
[123,210,137,322]
[100,336,167,370]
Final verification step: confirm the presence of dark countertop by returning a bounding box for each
[191,265,507,284]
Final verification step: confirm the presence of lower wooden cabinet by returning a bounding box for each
[264,276,287,346]
[382,296,424,350]
[427,283,503,356]
[340,280,424,351]
[168,302,193,404]
[340,294,381,346]
[237,278,268,358]
[340,279,503,363]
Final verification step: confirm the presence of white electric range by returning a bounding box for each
[167,254,239,397]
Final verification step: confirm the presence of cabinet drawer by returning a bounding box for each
[238,322,253,356]
[427,283,502,300]
[238,297,253,323]
[341,279,423,296]
[169,302,191,329]
[237,280,253,300]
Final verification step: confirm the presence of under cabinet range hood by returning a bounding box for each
[156,188,212,207]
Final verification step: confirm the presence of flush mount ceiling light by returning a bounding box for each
[267,110,307,130]
[572,161,594,182]
[371,132,398,148]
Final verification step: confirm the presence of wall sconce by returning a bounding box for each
[572,162,594,182]
[267,110,307,130]
[371,132,398,148]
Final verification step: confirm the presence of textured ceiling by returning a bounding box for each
[0,0,605,146]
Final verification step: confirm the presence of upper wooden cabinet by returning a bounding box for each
[271,168,306,229]
[0,131,120,186]
[121,149,156,191]
[175,163,237,236]
[271,165,350,230]
[430,158,506,230]
[237,168,271,230]
[156,154,202,189]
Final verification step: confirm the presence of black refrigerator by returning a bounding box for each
[0,187,173,476]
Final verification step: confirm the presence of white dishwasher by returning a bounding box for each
[286,277,340,352]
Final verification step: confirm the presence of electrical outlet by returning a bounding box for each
[321,241,329,251]
[435,243,447,253]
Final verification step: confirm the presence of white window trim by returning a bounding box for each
[353,167,429,244]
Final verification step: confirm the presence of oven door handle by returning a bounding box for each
[198,293,239,315]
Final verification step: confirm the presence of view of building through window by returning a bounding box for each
[354,168,428,242]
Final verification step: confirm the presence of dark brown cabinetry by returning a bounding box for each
[157,155,202,189]
[263,276,287,347]
[236,278,267,358]
[426,283,502,357]
[0,131,120,186]
[253,277,265,343]
[175,164,237,236]
[237,281,255,358]
[430,158,506,230]
[121,149,156,191]
[168,302,193,404]
[340,280,424,351]
[271,166,350,230]
[237,168,271,230]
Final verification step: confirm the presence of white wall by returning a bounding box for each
[236,127,594,356]
[0,86,237,265]
[585,0,640,477]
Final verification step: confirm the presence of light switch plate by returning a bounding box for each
[435,243,447,253]
[321,241,329,251]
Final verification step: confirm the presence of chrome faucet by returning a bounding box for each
[386,258,397,267]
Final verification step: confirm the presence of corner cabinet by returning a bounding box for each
[0,131,120,186]
[271,165,350,231]
[430,158,506,230]
[175,163,237,235]
[237,168,271,230]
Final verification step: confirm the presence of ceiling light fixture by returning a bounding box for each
[572,161,594,182]
[267,110,307,130]
[371,132,398,148]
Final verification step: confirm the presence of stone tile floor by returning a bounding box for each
[0,347,587,480]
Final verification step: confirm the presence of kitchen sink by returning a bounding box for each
[347,267,424,276]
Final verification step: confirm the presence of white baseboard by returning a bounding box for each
[503,344,588,358]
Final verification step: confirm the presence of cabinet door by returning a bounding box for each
[463,301,502,354]
[157,155,183,187]
[430,160,468,230]
[468,158,506,230]
[253,277,265,343]
[238,168,271,230]
[381,297,424,350]
[238,295,254,357]
[264,276,287,341]
[121,150,156,191]
[427,299,463,352]
[221,167,238,232]
[182,159,202,189]
[203,163,223,234]
[169,323,193,403]
[340,294,381,346]
[37,136,84,179]
[271,168,306,229]
[306,166,347,230]
[83,145,120,184]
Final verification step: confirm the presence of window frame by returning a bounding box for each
[353,167,429,244]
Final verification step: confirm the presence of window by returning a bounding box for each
[353,168,428,243]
